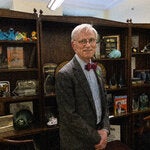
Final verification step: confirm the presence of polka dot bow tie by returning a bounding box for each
[85,62,97,71]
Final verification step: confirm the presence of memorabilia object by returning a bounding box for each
[100,38,106,58]
[141,42,150,53]
[45,107,58,126]
[12,80,37,96]
[28,47,36,68]
[108,125,121,142]
[109,73,117,89]
[55,61,69,76]
[31,31,37,40]
[0,81,10,97]
[103,35,120,56]
[43,63,57,95]
[138,93,149,110]
[108,49,121,58]
[114,95,127,115]
[13,109,33,130]
[7,46,25,69]
[10,101,33,115]
[132,98,139,112]
[131,35,139,52]
[145,70,150,83]
[97,63,106,78]
[106,93,113,113]
[134,69,148,83]
[47,116,58,126]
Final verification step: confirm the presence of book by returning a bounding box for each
[114,95,127,115]
[7,46,25,69]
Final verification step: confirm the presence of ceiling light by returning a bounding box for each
[47,0,64,11]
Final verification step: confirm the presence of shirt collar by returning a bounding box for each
[75,54,91,71]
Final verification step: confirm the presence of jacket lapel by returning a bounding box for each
[72,57,96,111]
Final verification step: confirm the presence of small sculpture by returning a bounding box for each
[31,31,37,40]
[108,49,121,58]
[15,31,25,40]
[7,28,15,40]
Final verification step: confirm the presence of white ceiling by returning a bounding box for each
[63,0,124,10]
[34,0,125,10]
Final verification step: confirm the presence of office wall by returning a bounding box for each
[12,0,62,15]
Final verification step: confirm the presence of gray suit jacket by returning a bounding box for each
[55,56,110,150]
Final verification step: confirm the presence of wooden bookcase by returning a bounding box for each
[38,14,131,146]
[129,23,150,149]
[0,8,42,149]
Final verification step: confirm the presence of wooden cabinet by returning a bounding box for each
[129,23,150,149]
[0,8,43,138]
[39,15,131,146]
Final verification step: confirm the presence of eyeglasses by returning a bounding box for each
[76,38,97,45]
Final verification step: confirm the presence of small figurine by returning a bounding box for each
[31,31,37,40]
[22,32,31,41]
[15,31,24,40]
[108,49,121,58]
[0,29,8,40]
[7,28,15,40]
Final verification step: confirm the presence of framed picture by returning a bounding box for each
[0,81,10,97]
[9,101,33,115]
[7,46,25,69]
[103,35,120,56]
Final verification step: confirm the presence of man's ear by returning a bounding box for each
[71,41,76,52]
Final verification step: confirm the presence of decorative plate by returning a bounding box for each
[97,63,106,78]
[55,61,69,76]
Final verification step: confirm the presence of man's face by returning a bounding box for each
[72,29,96,63]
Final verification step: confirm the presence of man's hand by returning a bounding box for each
[94,129,108,150]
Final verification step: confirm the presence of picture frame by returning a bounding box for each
[103,35,120,56]
[7,46,25,69]
[0,81,10,97]
[9,101,33,115]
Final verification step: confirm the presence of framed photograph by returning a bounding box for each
[108,125,121,142]
[0,81,10,97]
[9,101,33,115]
[103,35,120,56]
[7,46,25,69]
[114,95,127,115]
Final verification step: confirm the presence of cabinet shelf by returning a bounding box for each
[0,95,39,103]
[106,87,127,92]
[132,108,150,115]
[132,52,150,56]
[0,40,37,44]
[0,125,59,139]
[0,68,38,72]
[132,83,150,88]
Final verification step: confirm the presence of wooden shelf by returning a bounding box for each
[0,125,59,139]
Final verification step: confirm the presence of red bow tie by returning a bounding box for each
[85,63,97,71]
